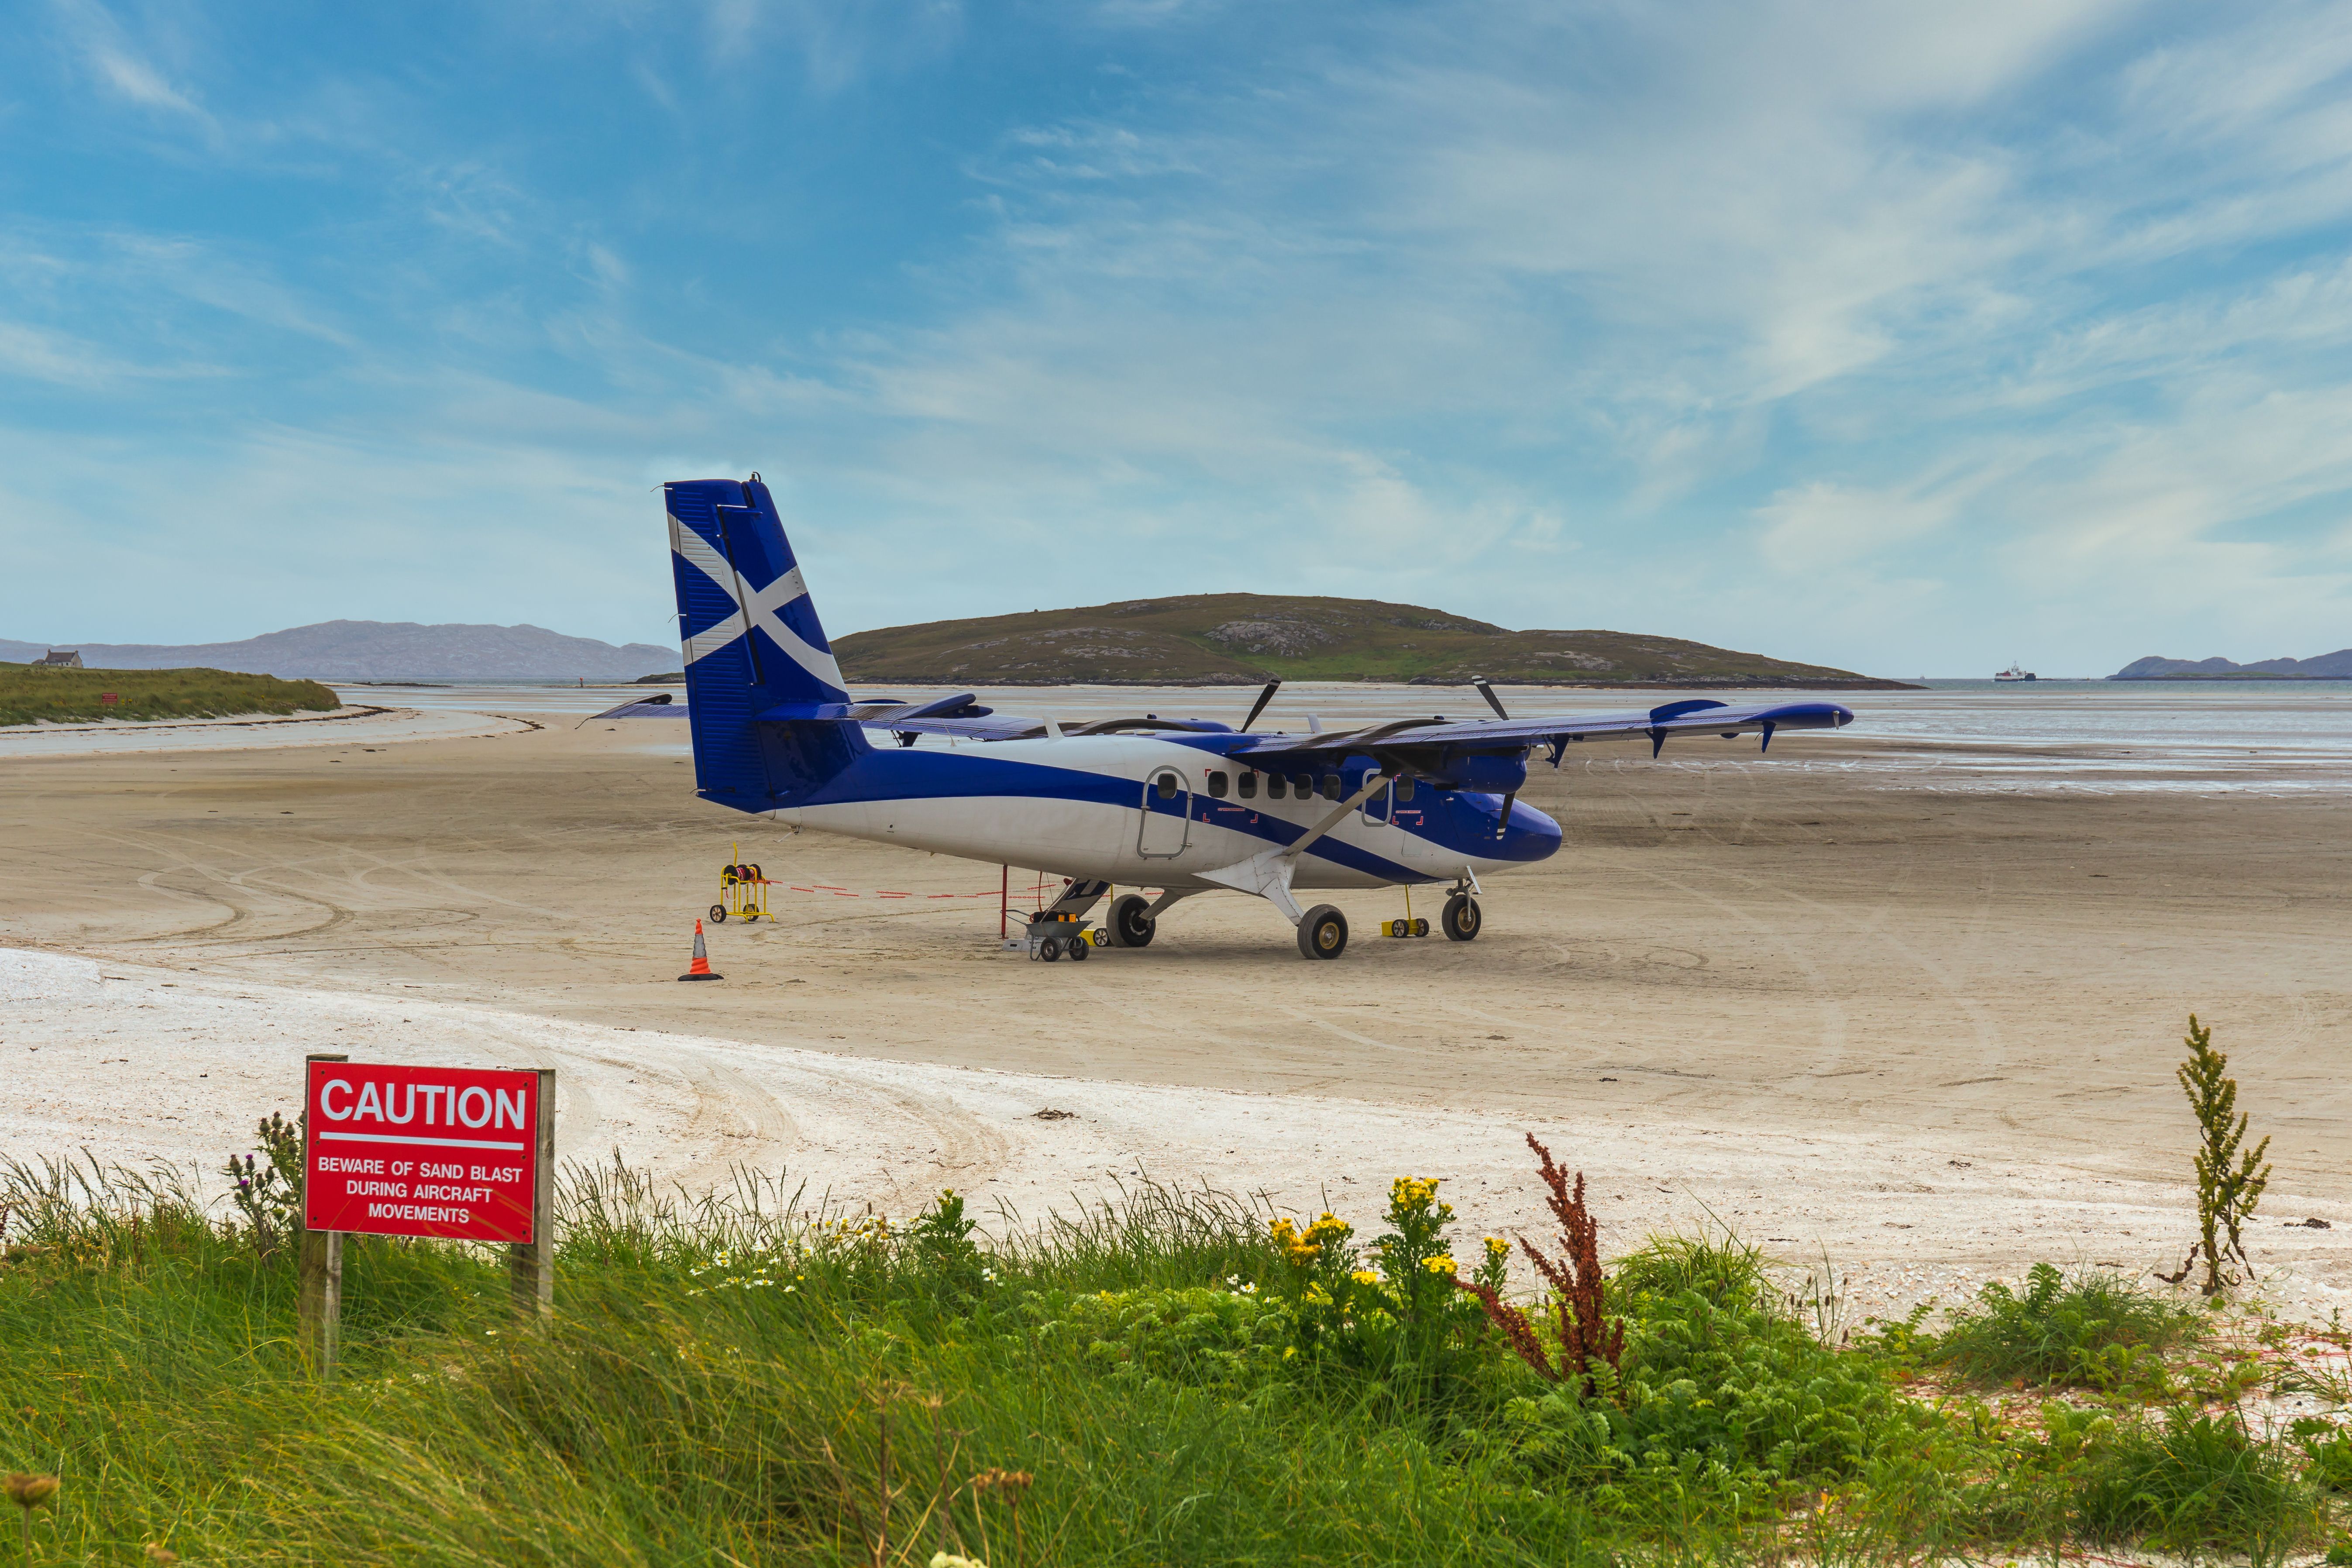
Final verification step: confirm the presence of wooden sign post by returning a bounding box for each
[298,1057,556,1377]
[297,1052,347,1378]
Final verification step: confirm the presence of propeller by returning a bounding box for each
[1240,678,1282,732]
[1472,676,1509,720]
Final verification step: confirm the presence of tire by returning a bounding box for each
[1067,934,1090,961]
[709,904,727,923]
[1039,935,1063,962]
[1296,904,1348,960]
[1441,895,1481,942]
[1108,893,1155,949]
[1413,918,1430,938]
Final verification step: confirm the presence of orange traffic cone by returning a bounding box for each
[677,919,723,982]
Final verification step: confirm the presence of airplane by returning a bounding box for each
[664,475,1854,960]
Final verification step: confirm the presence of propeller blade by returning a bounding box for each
[1472,676,1510,720]
[1240,678,1282,732]
[1496,790,1517,838]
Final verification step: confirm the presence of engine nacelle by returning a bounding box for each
[1427,750,1529,794]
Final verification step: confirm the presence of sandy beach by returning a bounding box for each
[3,686,2347,1317]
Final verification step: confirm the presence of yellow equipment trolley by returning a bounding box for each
[709,845,772,923]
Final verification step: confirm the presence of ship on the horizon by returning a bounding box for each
[1994,663,2036,683]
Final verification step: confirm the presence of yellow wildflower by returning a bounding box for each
[1423,1255,1457,1276]
[1485,1236,1510,1259]
[1351,1269,1382,1287]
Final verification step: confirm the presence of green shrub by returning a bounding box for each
[1503,1275,1916,1504]
[2293,1417,2352,1492]
[1929,1262,2202,1388]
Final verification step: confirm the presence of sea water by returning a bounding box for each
[350,678,2352,796]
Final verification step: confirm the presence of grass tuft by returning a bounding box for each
[1930,1261,2204,1388]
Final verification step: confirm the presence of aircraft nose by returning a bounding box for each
[1506,800,1562,861]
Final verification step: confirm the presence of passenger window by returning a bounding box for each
[1396,774,1415,802]
[1155,772,1177,800]
[1238,771,1257,799]
[1293,773,1313,797]
[1207,771,1228,799]
[1267,774,1286,800]
[1320,774,1341,800]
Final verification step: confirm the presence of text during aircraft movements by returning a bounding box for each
[303,1062,542,1243]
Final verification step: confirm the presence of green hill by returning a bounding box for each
[832,593,1909,689]
[0,666,342,727]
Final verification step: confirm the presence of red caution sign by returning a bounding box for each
[303,1062,541,1242]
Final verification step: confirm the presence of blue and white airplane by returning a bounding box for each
[665,475,1853,960]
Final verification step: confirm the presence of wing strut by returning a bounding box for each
[1198,771,1387,923]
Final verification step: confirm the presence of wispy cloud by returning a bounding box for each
[8,0,2352,671]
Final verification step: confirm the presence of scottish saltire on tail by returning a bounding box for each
[663,475,1853,960]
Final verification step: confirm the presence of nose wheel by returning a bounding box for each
[1441,893,1482,942]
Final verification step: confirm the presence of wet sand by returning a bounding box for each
[3,697,2346,1312]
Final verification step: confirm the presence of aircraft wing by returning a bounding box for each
[1234,697,1852,762]
[578,693,688,726]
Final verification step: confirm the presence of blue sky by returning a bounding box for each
[5,1,2351,676]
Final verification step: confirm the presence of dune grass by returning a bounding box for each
[0,666,340,727]
[1,1152,2341,1566]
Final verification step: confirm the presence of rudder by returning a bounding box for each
[665,476,867,807]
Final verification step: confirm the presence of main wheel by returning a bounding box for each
[1039,934,1063,961]
[1441,894,1481,942]
[1067,933,1090,961]
[1108,893,1155,949]
[709,904,727,923]
[1297,904,1348,960]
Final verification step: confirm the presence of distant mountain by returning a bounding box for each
[833,594,1914,689]
[0,621,681,681]
[2111,649,2352,680]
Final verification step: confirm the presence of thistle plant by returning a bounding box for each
[910,1189,985,1304]
[2157,1014,2271,1297]
[224,1111,305,1259]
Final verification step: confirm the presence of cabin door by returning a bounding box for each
[1137,767,1191,858]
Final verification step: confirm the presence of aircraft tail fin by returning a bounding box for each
[664,475,868,806]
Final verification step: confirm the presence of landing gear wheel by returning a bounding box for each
[1297,904,1348,960]
[709,904,727,923]
[1108,894,1155,949]
[1066,934,1090,961]
[1038,934,1063,961]
[1441,894,1481,942]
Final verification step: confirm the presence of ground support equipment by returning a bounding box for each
[1023,910,1101,962]
[710,857,773,924]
